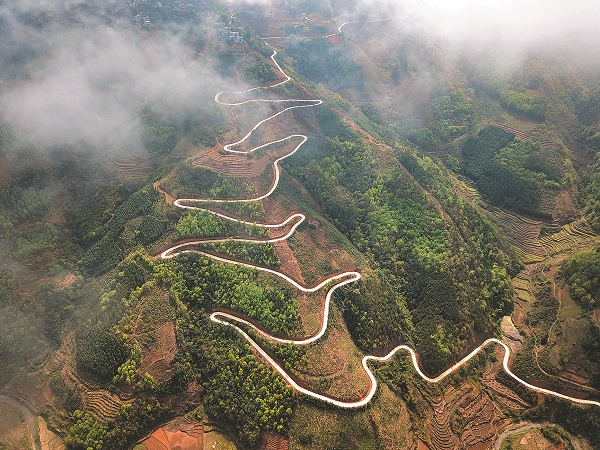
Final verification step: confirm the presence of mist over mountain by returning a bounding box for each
[348,0,600,47]
[0,0,227,152]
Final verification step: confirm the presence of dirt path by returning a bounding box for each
[0,395,41,450]
[531,267,600,393]
[493,423,549,450]
[493,422,582,450]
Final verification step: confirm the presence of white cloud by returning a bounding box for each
[0,7,229,151]
[396,0,600,46]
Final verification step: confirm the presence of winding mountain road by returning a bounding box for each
[262,16,399,40]
[159,28,600,409]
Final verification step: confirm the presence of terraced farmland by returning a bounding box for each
[488,121,558,148]
[539,219,597,257]
[111,157,153,181]
[455,176,482,203]
[456,390,506,449]
[483,364,532,412]
[138,418,204,450]
[260,431,289,450]
[84,390,128,423]
[428,396,459,450]
[193,147,265,177]
[485,206,546,263]
[512,269,535,304]
[489,121,530,141]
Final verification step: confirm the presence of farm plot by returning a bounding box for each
[455,390,506,449]
[111,157,153,182]
[512,269,535,304]
[137,418,205,450]
[539,220,597,257]
[426,396,459,450]
[84,390,129,423]
[486,206,546,263]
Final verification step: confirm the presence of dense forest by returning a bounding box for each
[288,107,518,374]
[561,248,600,310]
[461,126,562,217]
[582,155,600,231]
[286,38,364,90]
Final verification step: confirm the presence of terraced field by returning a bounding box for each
[488,121,560,148]
[488,121,530,141]
[417,384,507,450]
[137,418,204,450]
[111,157,153,181]
[539,219,598,256]
[512,268,535,304]
[84,390,128,423]
[457,390,506,449]
[192,141,293,178]
[483,363,532,412]
[260,431,289,450]
[455,176,481,203]
[428,396,459,450]
[485,205,546,263]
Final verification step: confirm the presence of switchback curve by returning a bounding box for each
[159,30,600,409]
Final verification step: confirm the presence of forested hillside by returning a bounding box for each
[287,108,518,374]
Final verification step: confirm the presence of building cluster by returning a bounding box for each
[128,0,149,9]
[218,26,245,44]
[127,0,202,15]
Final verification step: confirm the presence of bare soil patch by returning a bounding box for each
[139,322,178,384]
[592,307,600,328]
[56,273,76,289]
[298,304,371,401]
[513,429,555,450]
[38,416,66,450]
[554,190,577,225]
[139,418,204,450]
[272,240,305,286]
[259,431,289,450]
[0,401,31,450]
[154,181,174,204]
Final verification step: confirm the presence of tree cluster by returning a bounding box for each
[76,326,128,382]
[172,264,297,447]
[243,60,278,84]
[560,249,600,310]
[288,107,517,375]
[286,38,364,90]
[461,126,560,216]
[433,87,473,142]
